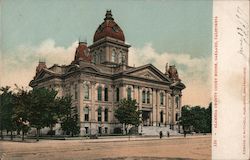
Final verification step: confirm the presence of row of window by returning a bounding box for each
[83,84,179,107]
[84,107,108,122]
[84,127,108,134]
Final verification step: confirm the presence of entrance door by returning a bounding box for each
[142,111,150,126]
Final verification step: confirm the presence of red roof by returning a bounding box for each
[93,10,125,42]
[73,42,92,63]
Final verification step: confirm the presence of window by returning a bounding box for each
[175,96,179,108]
[142,90,146,103]
[74,84,78,100]
[111,50,116,62]
[105,127,108,134]
[116,88,120,101]
[98,127,102,134]
[160,111,164,123]
[176,113,179,121]
[85,127,89,134]
[147,91,150,104]
[118,52,122,63]
[104,87,108,101]
[127,87,132,100]
[93,54,97,64]
[83,83,89,100]
[97,86,102,101]
[98,107,102,122]
[160,92,164,105]
[84,107,89,121]
[104,108,108,122]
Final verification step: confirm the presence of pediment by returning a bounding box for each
[125,64,171,83]
[130,69,162,81]
[35,70,53,80]
[81,67,100,73]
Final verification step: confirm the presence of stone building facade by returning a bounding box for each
[29,10,185,135]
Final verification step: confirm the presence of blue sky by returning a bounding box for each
[2,0,212,57]
[1,0,212,106]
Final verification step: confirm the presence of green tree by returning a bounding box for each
[0,86,16,140]
[59,96,80,136]
[13,87,32,141]
[28,88,58,141]
[179,103,212,133]
[114,98,141,134]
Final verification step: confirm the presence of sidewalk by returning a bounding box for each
[79,134,211,143]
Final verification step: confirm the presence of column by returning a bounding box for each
[152,89,157,126]
[165,91,169,125]
[156,90,160,126]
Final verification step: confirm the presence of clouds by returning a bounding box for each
[1,40,211,107]
[129,43,211,107]
[1,39,78,88]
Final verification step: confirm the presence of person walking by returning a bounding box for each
[159,131,163,139]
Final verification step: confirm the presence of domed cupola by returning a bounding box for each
[93,10,125,42]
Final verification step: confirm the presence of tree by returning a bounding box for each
[28,88,58,141]
[179,103,212,133]
[13,87,32,141]
[59,96,80,136]
[114,98,141,134]
[0,86,16,140]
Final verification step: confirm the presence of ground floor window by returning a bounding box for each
[85,127,89,134]
[160,111,164,123]
[105,127,108,134]
[98,127,102,134]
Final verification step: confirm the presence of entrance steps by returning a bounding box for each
[140,126,181,136]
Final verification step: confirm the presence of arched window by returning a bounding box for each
[127,87,132,100]
[83,83,89,100]
[111,50,116,62]
[142,90,146,103]
[160,92,164,105]
[116,88,120,101]
[98,106,102,122]
[147,91,150,104]
[104,108,108,122]
[84,107,89,121]
[160,111,164,123]
[104,87,108,101]
[97,86,102,101]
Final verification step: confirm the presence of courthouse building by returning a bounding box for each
[29,10,185,135]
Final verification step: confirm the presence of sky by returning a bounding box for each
[0,0,212,107]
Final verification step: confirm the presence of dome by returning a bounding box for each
[93,10,125,42]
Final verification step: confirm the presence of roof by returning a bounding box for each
[93,10,125,42]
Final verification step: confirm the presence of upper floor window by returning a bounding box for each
[142,90,146,103]
[84,107,89,121]
[160,92,164,105]
[146,91,150,104]
[83,83,89,100]
[176,113,179,121]
[104,87,108,101]
[111,50,116,62]
[104,108,108,122]
[118,52,122,64]
[97,86,102,101]
[175,96,179,108]
[74,84,78,100]
[116,88,120,102]
[127,87,132,100]
[98,106,102,122]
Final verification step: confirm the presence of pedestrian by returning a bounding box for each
[159,131,163,139]
[184,130,186,137]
